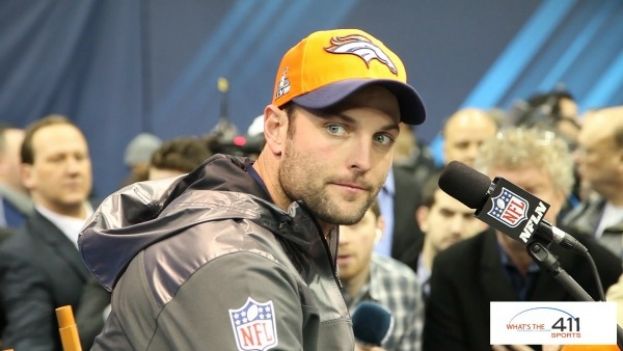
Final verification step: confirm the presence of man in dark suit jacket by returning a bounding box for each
[423,128,623,351]
[0,125,33,229]
[0,226,13,340]
[424,228,621,351]
[388,165,427,266]
[561,107,623,259]
[0,116,109,351]
[387,111,498,269]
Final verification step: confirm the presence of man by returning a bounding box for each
[512,90,583,217]
[338,202,421,351]
[79,28,426,350]
[375,124,436,265]
[432,108,498,235]
[413,174,486,296]
[147,137,212,180]
[392,123,437,185]
[120,132,162,186]
[442,108,498,166]
[0,116,109,350]
[375,163,425,264]
[423,128,622,351]
[513,89,581,149]
[0,124,32,229]
[562,107,623,258]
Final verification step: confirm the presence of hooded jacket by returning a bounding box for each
[79,154,354,350]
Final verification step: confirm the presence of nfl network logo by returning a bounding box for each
[487,188,529,228]
[229,297,278,351]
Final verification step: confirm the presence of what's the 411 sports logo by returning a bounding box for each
[505,307,581,339]
[491,302,616,345]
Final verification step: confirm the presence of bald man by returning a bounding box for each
[442,108,498,166]
[562,106,623,258]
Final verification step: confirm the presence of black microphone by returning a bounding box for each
[438,161,586,252]
[351,301,394,347]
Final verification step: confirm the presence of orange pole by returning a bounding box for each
[55,305,82,351]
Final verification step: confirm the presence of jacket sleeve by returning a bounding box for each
[153,251,307,350]
[0,252,57,351]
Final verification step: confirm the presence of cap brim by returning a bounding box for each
[292,79,426,125]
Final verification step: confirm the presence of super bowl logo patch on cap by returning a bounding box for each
[487,188,529,228]
[229,297,278,351]
[275,68,291,99]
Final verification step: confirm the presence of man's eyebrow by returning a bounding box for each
[332,112,357,124]
[331,112,400,132]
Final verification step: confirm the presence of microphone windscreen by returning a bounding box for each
[438,161,491,209]
[351,301,393,347]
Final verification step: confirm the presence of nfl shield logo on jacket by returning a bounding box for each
[229,297,278,351]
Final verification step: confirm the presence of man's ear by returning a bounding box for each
[415,206,430,233]
[21,163,35,191]
[263,104,289,157]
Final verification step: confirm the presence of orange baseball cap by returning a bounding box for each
[272,28,426,125]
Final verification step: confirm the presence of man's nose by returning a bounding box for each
[348,136,373,172]
[65,157,82,174]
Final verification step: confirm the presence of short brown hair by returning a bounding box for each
[150,137,212,173]
[21,115,80,165]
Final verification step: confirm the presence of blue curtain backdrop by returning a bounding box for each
[1,0,622,197]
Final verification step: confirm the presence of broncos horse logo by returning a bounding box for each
[324,34,398,75]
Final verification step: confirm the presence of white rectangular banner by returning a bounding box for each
[490,301,617,345]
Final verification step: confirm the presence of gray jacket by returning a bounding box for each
[562,195,623,259]
[79,155,354,350]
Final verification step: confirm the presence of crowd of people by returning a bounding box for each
[0,28,622,351]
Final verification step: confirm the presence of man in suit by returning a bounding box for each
[423,128,622,351]
[562,106,623,258]
[374,121,434,267]
[385,110,498,267]
[413,174,486,296]
[0,124,33,229]
[0,115,109,351]
[385,110,498,269]
[376,164,426,266]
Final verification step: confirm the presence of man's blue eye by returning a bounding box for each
[375,134,393,145]
[326,124,346,135]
